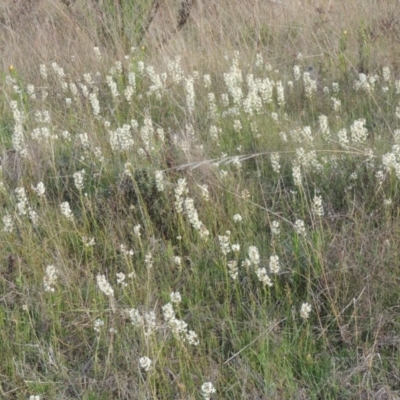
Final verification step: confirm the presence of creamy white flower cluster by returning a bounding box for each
[162,298,199,346]
[44,265,58,292]
[109,124,134,152]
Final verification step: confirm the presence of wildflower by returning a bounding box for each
[350,118,368,144]
[233,119,242,133]
[384,198,392,206]
[139,356,152,371]
[256,268,273,287]
[3,214,14,232]
[106,75,118,98]
[129,309,144,327]
[120,244,134,256]
[170,291,182,304]
[300,302,312,320]
[26,84,36,99]
[162,302,198,345]
[293,65,301,81]
[271,221,280,237]
[83,73,94,86]
[208,93,218,120]
[337,128,349,149]
[270,153,280,174]
[124,85,134,103]
[93,47,101,60]
[269,254,280,274]
[93,147,104,163]
[32,182,46,197]
[51,62,66,81]
[279,131,288,142]
[156,128,165,142]
[15,187,28,216]
[184,197,210,239]
[162,303,175,322]
[243,74,262,115]
[173,256,182,266]
[396,80,400,94]
[185,77,195,114]
[94,318,104,333]
[241,189,250,200]
[133,224,141,238]
[354,73,371,93]
[301,126,313,143]
[39,64,47,80]
[62,130,71,141]
[219,235,231,256]
[137,61,145,75]
[73,169,85,191]
[294,219,306,236]
[145,252,153,268]
[217,94,228,109]
[276,80,285,106]
[224,57,243,107]
[140,118,154,153]
[319,115,330,141]
[375,170,385,183]
[29,209,39,226]
[116,272,127,287]
[231,243,240,252]
[114,61,122,74]
[233,214,242,223]
[89,92,100,116]
[186,330,199,346]
[109,124,134,152]
[155,170,165,192]
[292,164,302,187]
[313,195,324,217]
[258,77,274,104]
[198,184,210,201]
[44,265,58,292]
[82,236,95,247]
[231,156,242,170]
[271,112,279,122]
[255,53,263,68]
[201,382,216,400]
[144,311,157,336]
[303,71,317,98]
[60,202,74,221]
[383,66,390,82]
[96,275,114,297]
[248,246,260,266]
[227,260,238,280]
[167,56,184,83]
[146,65,163,97]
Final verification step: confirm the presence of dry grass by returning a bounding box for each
[2,0,400,83]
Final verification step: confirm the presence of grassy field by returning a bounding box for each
[1,0,400,399]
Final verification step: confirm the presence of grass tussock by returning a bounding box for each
[1,1,400,399]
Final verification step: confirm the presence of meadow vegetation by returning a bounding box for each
[1,0,400,398]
